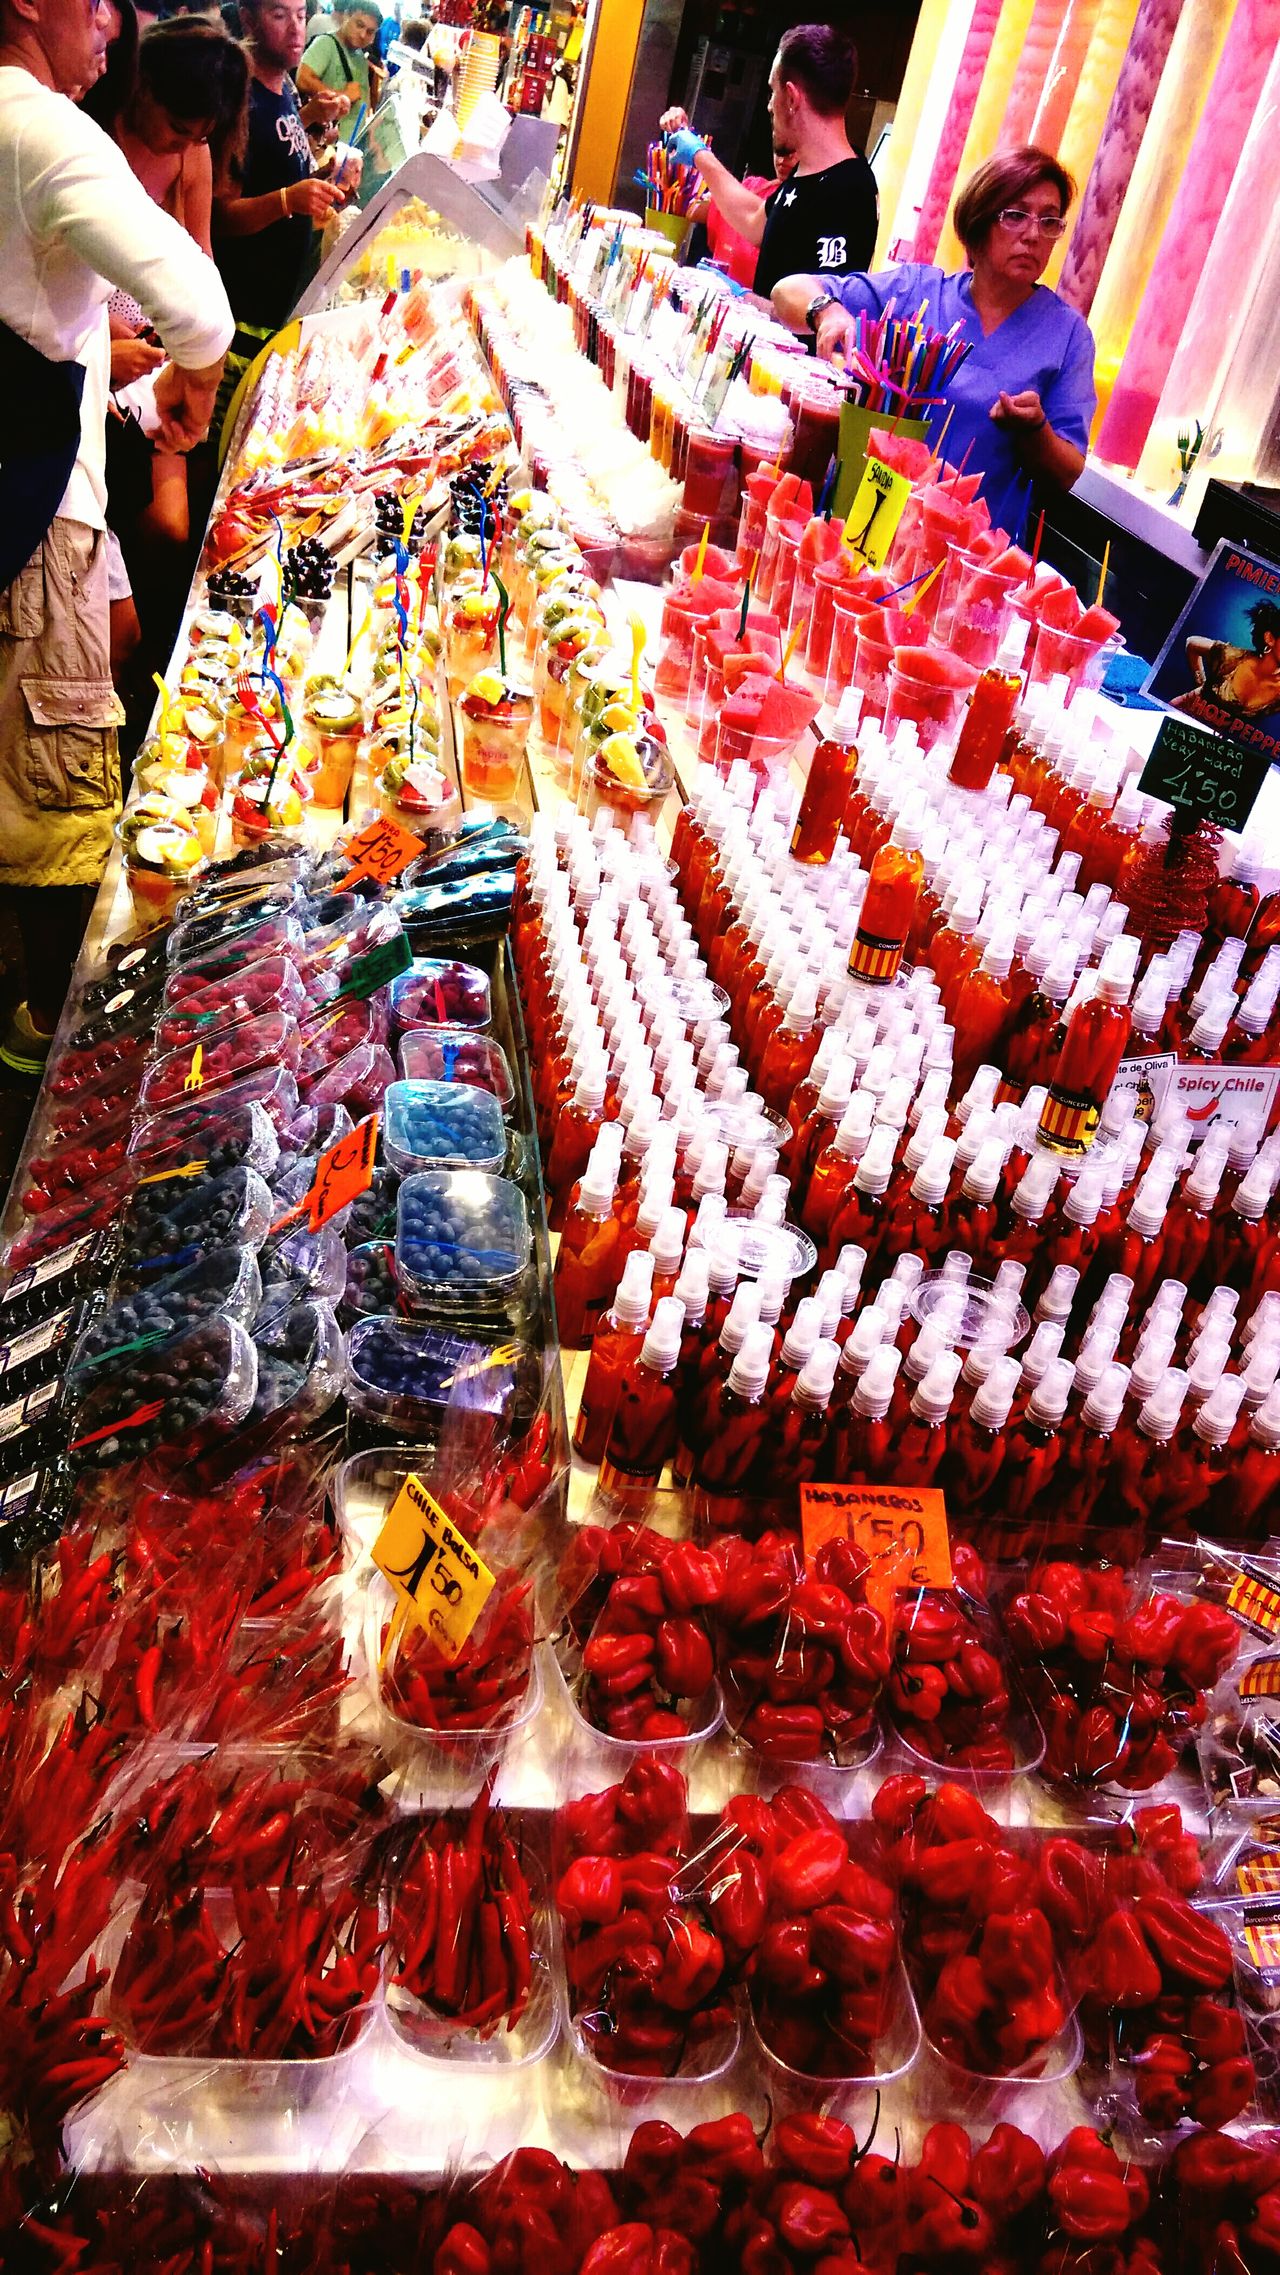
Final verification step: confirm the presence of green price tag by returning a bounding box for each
[1138,713,1269,836]
[337,931,413,1003]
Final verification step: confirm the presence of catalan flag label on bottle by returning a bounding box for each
[1238,1850,1280,1898]
[1228,1567,1280,1637]
[847,925,905,988]
[1243,1916,1280,1973]
[1037,1082,1100,1157]
[1240,1656,1280,1696]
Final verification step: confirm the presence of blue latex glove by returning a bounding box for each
[666,127,705,166]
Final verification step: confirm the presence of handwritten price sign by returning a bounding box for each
[272,1113,379,1236]
[373,1470,495,1663]
[801,1481,952,1622]
[1138,714,1268,836]
[842,456,911,569]
[339,815,428,888]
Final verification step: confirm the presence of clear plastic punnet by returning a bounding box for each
[65,1315,258,1469]
[344,1316,541,1445]
[383,1079,508,1176]
[126,1097,281,1184]
[151,953,308,1055]
[113,1165,275,1284]
[397,1024,516,1112]
[389,956,493,1033]
[395,1170,532,1312]
[67,1246,264,1379]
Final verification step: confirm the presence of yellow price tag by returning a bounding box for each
[373,1472,495,1664]
[842,456,912,569]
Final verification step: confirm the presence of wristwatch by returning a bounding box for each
[806,290,838,332]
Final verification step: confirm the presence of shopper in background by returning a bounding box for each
[212,0,355,396]
[772,146,1096,504]
[661,25,876,302]
[0,0,232,1072]
[298,3,403,200]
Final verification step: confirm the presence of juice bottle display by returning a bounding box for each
[846,811,925,991]
[827,1341,902,1484]
[597,1296,687,1509]
[689,1323,775,1532]
[1038,937,1139,1155]
[790,689,861,864]
[553,1138,623,1348]
[573,1251,654,1463]
[942,1355,1021,1516]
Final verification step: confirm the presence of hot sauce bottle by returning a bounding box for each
[888,1321,953,1433]
[597,1296,687,1509]
[948,621,1027,794]
[1045,1362,1131,1556]
[690,1323,776,1532]
[1226,954,1280,1064]
[676,1276,763,1485]
[949,931,1017,1096]
[1218,1383,1280,1541]
[1112,1369,1187,1540]
[573,1250,654,1464]
[1041,937,1141,1155]
[987,1357,1074,1559]
[545,1059,608,1226]
[1031,1167,1106,1308]
[1160,1373,1248,1536]
[941,1139,1005,1276]
[801,1093,875,1247]
[1160,1134,1229,1295]
[942,1355,1021,1516]
[826,1121,900,1273]
[927,878,984,1018]
[787,1057,855,1210]
[827,1341,902,1483]
[768,1296,824,1399]
[880,1132,956,1273]
[790,688,862,865]
[846,810,925,991]
[893,1349,963,1489]
[756,1339,842,1505]
[554,1137,623,1348]
[1002,938,1076,1102]
[757,974,821,1115]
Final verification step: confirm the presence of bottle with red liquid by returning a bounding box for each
[801,1092,875,1248]
[690,1322,775,1532]
[676,1276,763,1484]
[847,809,925,991]
[948,622,1027,794]
[787,1056,855,1210]
[888,1321,953,1434]
[985,1356,1075,1559]
[926,877,984,1017]
[1046,1361,1131,1557]
[1002,937,1076,1101]
[619,1171,676,1274]
[597,1296,687,1509]
[554,1135,624,1348]
[1182,995,1234,1066]
[1226,952,1280,1063]
[573,1250,654,1464]
[880,1132,956,1273]
[941,1139,1005,1276]
[949,929,1017,1096]
[1161,1133,1229,1297]
[943,1354,1021,1516]
[1010,1319,1066,1428]
[647,1206,687,1304]
[768,1295,824,1398]
[1216,1383,1280,1541]
[826,1121,900,1273]
[893,1349,963,1489]
[1160,1372,1248,1535]
[1027,1166,1105,1312]
[1112,1368,1187,1539]
[755,1338,842,1505]
[790,687,862,864]
[544,1057,608,1227]
[827,1340,902,1482]
[757,973,821,1114]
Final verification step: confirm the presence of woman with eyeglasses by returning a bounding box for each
[771,147,1096,504]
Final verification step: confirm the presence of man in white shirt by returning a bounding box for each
[0,0,234,1069]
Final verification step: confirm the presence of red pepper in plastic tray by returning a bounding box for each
[887,1541,1023,1775]
[1003,1559,1241,1790]
[385,1780,554,2059]
[553,1759,735,2079]
[377,1566,535,1743]
[556,1522,722,1744]
[710,1526,890,1764]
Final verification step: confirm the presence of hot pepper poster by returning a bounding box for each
[1145,538,1280,767]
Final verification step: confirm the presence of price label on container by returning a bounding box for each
[800,1481,952,1618]
[1225,1562,1280,1638]
[335,930,413,1002]
[1138,713,1269,836]
[339,814,428,887]
[1240,1658,1280,1698]
[272,1113,379,1235]
[373,1470,495,1664]
[842,456,911,569]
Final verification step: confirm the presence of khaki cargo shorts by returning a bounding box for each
[0,518,123,889]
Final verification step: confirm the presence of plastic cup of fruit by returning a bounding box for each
[223,688,284,774]
[883,653,980,753]
[117,803,206,924]
[458,673,532,802]
[301,689,365,807]
[376,756,461,840]
[445,586,501,700]
[229,766,309,851]
[137,759,220,857]
[580,730,675,837]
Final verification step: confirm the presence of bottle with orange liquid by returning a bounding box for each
[847,810,925,991]
[573,1250,654,1464]
[1036,936,1138,1158]
[597,1296,687,1509]
[948,621,1026,794]
[553,1133,624,1348]
[790,688,861,864]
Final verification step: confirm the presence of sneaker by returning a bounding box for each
[0,1001,54,1078]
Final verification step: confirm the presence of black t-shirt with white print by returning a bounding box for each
[212,76,315,331]
[753,153,878,300]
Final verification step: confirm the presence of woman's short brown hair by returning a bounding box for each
[953,146,1076,261]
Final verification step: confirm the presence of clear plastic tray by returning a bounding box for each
[395,1171,531,1307]
[138,1062,309,1148]
[912,1269,1032,1350]
[339,1240,402,1324]
[345,1164,401,1246]
[345,1316,540,1442]
[383,1080,507,1177]
[385,1871,559,2071]
[300,1038,395,1117]
[138,1006,302,1113]
[748,1949,922,2092]
[114,1164,275,1284]
[258,1219,348,1309]
[298,996,388,1088]
[65,1315,258,1468]
[246,1295,345,1438]
[397,1026,515,1113]
[389,957,492,1033]
[152,953,307,1055]
[126,1097,281,1184]
[548,1630,723,1770]
[166,889,302,971]
[21,1108,134,1208]
[68,1246,263,1380]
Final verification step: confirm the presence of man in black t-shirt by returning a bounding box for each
[664,24,876,303]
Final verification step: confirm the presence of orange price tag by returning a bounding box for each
[800,1481,952,1624]
[273,1113,380,1235]
[339,815,427,888]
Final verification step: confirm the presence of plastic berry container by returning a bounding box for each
[127,1097,281,1186]
[60,978,164,1069]
[299,1038,396,1119]
[383,1080,508,1177]
[389,958,492,1034]
[0,1220,123,1334]
[65,1315,258,1470]
[21,1109,135,1211]
[68,1246,264,1382]
[5,1166,137,1271]
[257,1220,348,1310]
[78,933,170,1015]
[165,892,303,975]
[139,1064,310,1154]
[114,1165,275,1287]
[244,1296,345,1440]
[138,1006,302,1115]
[397,1025,515,1114]
[297,997,388,1089]
[345,1164,401,1247]
[47,1026,149,1105]
[395,1171,532,1317]
[344,1315,541,1448]
[152,954,308,1056]
[339,1240,402,1325]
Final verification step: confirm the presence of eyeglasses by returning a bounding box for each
[996,207,1066,239]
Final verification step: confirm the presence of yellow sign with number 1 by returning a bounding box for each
[373,1472,495,1665]
[843,456,912,568]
